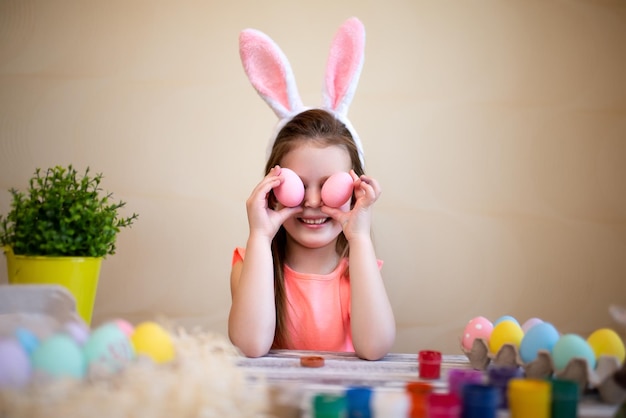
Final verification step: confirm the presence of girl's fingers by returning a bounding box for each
[355,175,381,202]
[253,167,283,198]
[278,206,303,221]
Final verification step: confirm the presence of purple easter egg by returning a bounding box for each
[0,338,32,388]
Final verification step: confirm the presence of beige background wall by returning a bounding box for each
[0,0,625,354]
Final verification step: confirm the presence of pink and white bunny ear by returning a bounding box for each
[323,17,366,117]
[240,18,367,166]
[323,17,366,166]
[239,29,304,119]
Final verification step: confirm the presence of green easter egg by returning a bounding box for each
[552,334,596,372]
[32,334,86,379]
[83,322,135,372]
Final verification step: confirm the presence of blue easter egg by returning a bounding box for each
[494,315,519,326]
[83,322,135,373]
[0,338,32,388]
[14,327,40,355]
[32,334,86,379]
[519,322,560,363]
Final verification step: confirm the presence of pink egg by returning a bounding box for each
[521,317,544,333]
[462,316,494,351]
[114,319,135,338]
[321,172,354,208]
[273,168,304,207]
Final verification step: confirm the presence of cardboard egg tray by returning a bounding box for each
[461,338,626,404]
[0,284,84,339]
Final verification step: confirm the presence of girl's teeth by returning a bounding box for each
[302,218,326,225]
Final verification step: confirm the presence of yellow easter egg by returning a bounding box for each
[489,320,524,354]
[587,328,625,364]
[130,321,175,364]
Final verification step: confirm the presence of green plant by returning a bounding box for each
[0,165,138,257]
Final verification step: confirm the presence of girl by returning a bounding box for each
[228,109,395,360]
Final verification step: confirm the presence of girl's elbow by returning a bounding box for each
[239,344,271,358]
[228,331,272,358]
[356,350,384,361]
[355,335,395,361]
[355,345,389,361]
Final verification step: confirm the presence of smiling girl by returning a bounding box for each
[228,110,395,360]
[228,18,395,360]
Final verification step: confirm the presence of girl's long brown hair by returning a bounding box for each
[264,108,365,348]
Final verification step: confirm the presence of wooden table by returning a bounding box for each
[238,349,621,417]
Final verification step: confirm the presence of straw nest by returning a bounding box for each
[0,324,273,418]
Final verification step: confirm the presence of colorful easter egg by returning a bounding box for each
[63,320,91,346]
[14,327,40,355]
[586,328,625,364]
[321,172,353,208]
[521,317,544,333]
[489,320,524,354]
[114,318,135,338]
[0,338,32,388]
[552,334,596,372]
[274,168,304,207]
[84,322,135,373]
[130,321,175,364]
[32,334,86,379]
[494,315,519,326]
[462,316,494,351]
[519,322,560,363]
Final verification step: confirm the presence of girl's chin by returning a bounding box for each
[285,224,342,247]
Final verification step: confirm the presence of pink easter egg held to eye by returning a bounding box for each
[321,172,353,208]
[273,168,304,207]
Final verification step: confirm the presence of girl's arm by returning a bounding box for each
[323,171,396,360]
[348,234,396,360]
[228,167,302,357]
[229,235,276,357]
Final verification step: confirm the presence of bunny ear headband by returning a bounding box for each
[239,17,366,166]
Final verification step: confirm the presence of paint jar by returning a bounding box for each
[426,392,461,418]
[406,381,433,418]
[487,364,523,408]
[461,383,499,418]
[371,389,410,418]
[507,378,551,418]
[346,386,372,418]
[448,368,484,398]
[313,393,346,418]
[419,350,442,379]
[550,378,579,418]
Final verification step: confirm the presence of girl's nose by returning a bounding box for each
[303,186,322,208]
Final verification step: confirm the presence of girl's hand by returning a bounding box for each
[246,166,302,240]
[322,170,381,241]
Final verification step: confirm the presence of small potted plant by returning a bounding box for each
[0,165,138,324]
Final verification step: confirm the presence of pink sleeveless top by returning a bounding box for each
[233,247,382,352]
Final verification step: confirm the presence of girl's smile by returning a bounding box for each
[298,216,330,226]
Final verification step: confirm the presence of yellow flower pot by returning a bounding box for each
[4,246,102,325]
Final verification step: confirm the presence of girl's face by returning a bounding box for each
[279,142,352,250]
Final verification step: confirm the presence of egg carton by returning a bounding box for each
[461,338,626,404]
[0,284,85,339]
